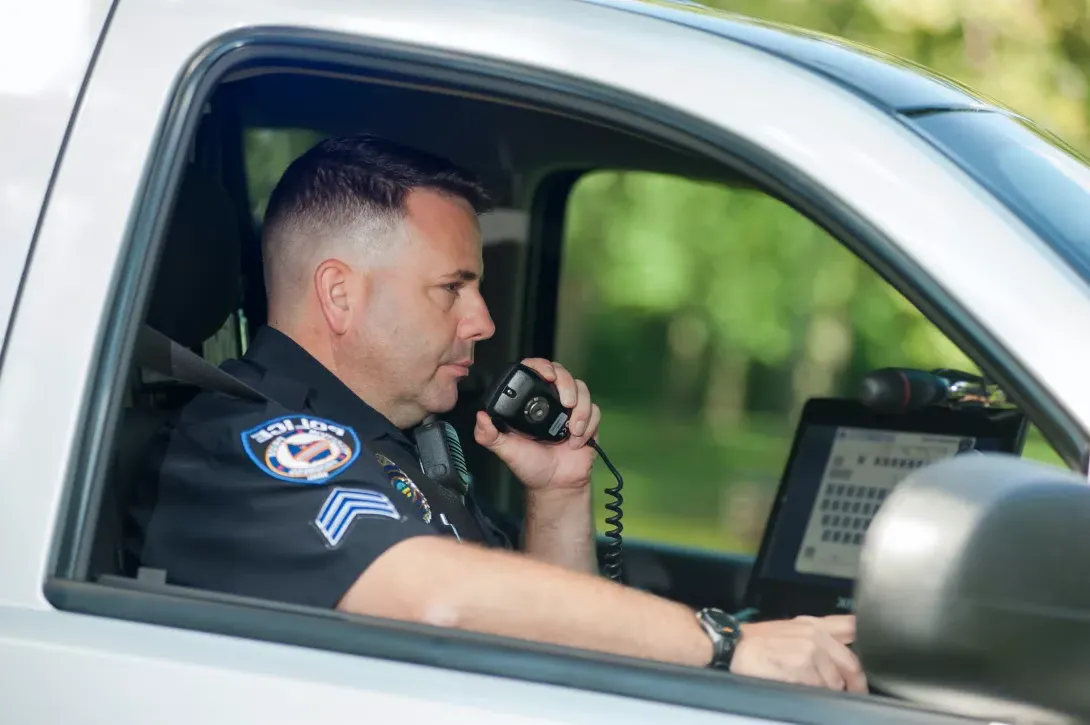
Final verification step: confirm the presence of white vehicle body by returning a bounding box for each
[1,0,1087,723]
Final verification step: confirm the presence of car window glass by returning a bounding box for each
[912,111,1090,282]
[235,127,326,349]
[244,127,325,223]
[556,170,1066,555]
[202,313,243,364]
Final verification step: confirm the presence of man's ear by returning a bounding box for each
[314,259,359,335]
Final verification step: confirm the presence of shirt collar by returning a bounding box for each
[244,326,414,448]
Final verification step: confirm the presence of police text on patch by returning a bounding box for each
[249,416,347,444]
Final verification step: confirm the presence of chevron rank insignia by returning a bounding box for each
[314,487,402,548]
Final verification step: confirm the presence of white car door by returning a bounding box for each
[0,0,113,352]
[1,0,1086,723]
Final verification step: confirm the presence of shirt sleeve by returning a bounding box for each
[138,398,439,609]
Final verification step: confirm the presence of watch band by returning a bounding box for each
[695,607,742,670]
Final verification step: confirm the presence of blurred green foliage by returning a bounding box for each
[554,0,1084,553]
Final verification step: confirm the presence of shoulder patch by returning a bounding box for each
[375,452,432,523]
[315,487,402,548]
[241,415,360,484]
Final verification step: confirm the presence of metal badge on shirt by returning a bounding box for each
[374,452,433,523]
[241,414,360,484]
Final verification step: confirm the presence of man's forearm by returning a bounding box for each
[522,487,597,574]
[343,536,712,668]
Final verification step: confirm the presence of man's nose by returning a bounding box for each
[461,293,496,342]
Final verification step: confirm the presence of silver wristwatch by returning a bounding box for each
[695,607,743,670]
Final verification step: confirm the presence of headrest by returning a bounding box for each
[145,165,242,349]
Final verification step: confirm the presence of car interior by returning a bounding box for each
[88,64,772,608]
[70,51,1077,722]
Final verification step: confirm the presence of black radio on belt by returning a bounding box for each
[482,363,571,443]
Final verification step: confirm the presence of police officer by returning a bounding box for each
[134,134,866,693]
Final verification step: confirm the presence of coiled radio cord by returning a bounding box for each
[588,439,624,583]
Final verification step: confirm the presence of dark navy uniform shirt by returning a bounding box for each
[131,326,509,609]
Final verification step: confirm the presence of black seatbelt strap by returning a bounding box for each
[134,324,269,404]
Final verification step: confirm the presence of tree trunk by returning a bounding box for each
[663,312,708,416]
[704,345,750,435]
[790,309,853,419]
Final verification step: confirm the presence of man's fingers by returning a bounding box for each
[840,653,868,694]
[815,615,856,644]
[520,358,556,382]
[582,403,601,443]
[811,647,846,691]
[568,379,593,442]
[549,362,577,410]
[473,410,503,448]
[815,626,867,693]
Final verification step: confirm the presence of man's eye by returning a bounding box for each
[443,283,462,294]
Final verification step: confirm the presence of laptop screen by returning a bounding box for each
[742,399,1027,621]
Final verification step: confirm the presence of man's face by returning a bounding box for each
[348,189,495,424]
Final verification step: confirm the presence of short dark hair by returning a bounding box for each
[263,134,493,235]
[260,134,493,303]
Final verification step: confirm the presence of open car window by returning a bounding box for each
[244,128,325,223]
[556,170,1067,556]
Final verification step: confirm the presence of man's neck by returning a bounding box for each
[269,321,422,429]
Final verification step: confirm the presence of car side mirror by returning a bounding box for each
[853,453,1090,725]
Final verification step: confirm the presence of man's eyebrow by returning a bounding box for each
[442,269,480,282]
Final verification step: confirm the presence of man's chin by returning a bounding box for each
[424,385,461,416]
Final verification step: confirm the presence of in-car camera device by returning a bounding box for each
[858,367,1010,414]
[484,363,626,581]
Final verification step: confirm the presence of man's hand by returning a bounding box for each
[731,615,867,692]
[473,358,601,492]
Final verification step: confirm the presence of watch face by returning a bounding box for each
[699,609,741,670]
[702,608,740,639]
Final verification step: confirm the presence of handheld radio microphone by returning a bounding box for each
[483,364,573,443]
[483,363,626,582]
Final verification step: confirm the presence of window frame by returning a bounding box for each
[45,25,1081,724]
